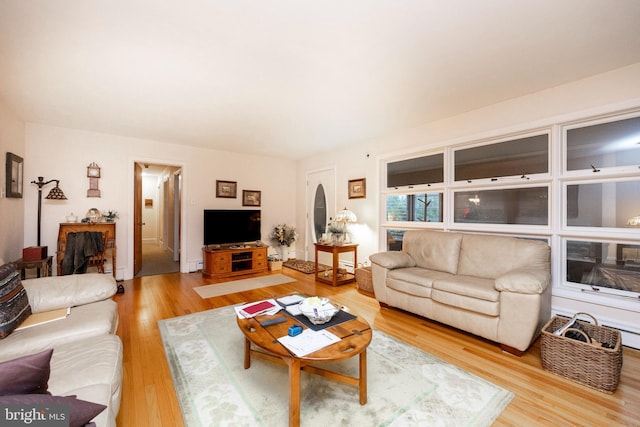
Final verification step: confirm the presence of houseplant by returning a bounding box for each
[270,224,297,261]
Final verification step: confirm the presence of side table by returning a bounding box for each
[314,243,358,286]
[16,256,53,279]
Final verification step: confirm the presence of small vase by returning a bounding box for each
[280,245,289,262]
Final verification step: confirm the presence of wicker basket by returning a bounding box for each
[541,313,623,393]
[355,266,375,297]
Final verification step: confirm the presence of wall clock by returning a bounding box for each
[87,162,101,197]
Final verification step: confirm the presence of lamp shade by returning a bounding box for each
[335,207,357,223]
[45,184,67,200]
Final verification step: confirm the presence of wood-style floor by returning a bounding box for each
[113,269,640,426]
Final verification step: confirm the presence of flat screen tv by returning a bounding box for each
[203,209,261,246]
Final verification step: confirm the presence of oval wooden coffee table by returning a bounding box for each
[237,303,372,427]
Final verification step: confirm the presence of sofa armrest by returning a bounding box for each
[495,268,550,294]
[369,251,416,270]
[22,274,117,313]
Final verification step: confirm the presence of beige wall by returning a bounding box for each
[297,62,640,264]
[0,101,25,264]
[296,62,640,347]
[24,125,297,279]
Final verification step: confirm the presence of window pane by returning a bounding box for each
[386,229,406,251]
[454,187,548,225]
[455,134,548,181]
[387,153,443,187]
[386,193,443,222]
[566,116,640,171]
[566,240,640,294]
[567,181,640,228]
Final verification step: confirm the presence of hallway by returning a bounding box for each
[135,242,179,277]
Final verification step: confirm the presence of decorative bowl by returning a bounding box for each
[298,297,338,325]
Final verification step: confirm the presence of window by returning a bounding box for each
[566,180,640,228]
[386,193,443,222]
[454,134,548,181]
[387,153,443,188]
[566,115,640,172]
[566,240,640,295]
[453,187,548,225]
[386,229,407,251]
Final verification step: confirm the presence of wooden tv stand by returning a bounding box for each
[202,245,268,279]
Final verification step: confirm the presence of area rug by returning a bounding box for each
[283,259,330,274]
[193,274,296,299]
[158,306,514,426]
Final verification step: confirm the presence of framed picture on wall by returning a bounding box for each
[216,180,237,198]
[5,152,23,198]
[348,178,366,199]
[242,190,261,206]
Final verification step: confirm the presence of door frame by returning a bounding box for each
[305,167,336,262]
[127,158,188,280]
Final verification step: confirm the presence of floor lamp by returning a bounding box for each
[31,177,67,246]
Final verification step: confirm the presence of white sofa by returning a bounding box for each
[0,272,122,427]
[370,230,551,355]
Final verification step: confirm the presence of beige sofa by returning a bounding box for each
[370,230,551,355]
[0,272,122,427]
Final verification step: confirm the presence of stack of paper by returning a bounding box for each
[277,329,341,357]
[235,299,281,318]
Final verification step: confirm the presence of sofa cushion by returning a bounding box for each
[0,348,52,395]
[402,230,462,274]
[0,263,32,339]
[48,334,123,415]
[457,234,550,280]
[22,273,117,313]
[432,275,499,302]
[387,267,455,297]
[0,300,118,362]
[432,289,500,317]
[0,394,106,427]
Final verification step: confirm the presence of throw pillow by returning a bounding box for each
[0,262,32,338]
[0,394,106,427]
[0,348,53,395]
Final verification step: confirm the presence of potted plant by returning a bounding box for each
[270,224,297,261]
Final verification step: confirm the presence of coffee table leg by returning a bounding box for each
[359,349,367,404]
[244,338,251,369]
[287,358,301,427]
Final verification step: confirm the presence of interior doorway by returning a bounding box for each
[306,168,336,261]
[134,162,182,277]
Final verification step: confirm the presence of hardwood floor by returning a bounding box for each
[113,270,640,426]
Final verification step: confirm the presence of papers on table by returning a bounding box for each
[235,299,281,318]
[277,329,341,357]
[276,294,305,306]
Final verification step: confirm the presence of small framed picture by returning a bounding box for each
[216,180,237,198]
[348,178,366,199]
[6,152,23,198]
[242,190,261,206]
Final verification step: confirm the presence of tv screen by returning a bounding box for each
[203,209,261,246]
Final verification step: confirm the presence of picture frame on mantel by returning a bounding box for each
[242,190,261,206]
[216,180,237,198]
[348,178,366,199]
[5,152,23,198]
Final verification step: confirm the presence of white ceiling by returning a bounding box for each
[1,1,640,160]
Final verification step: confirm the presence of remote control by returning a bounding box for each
[260,317,287,327]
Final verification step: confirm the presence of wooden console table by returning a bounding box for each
[57,222,117,277]
[202,245,268,279]
[314,243,358,286]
